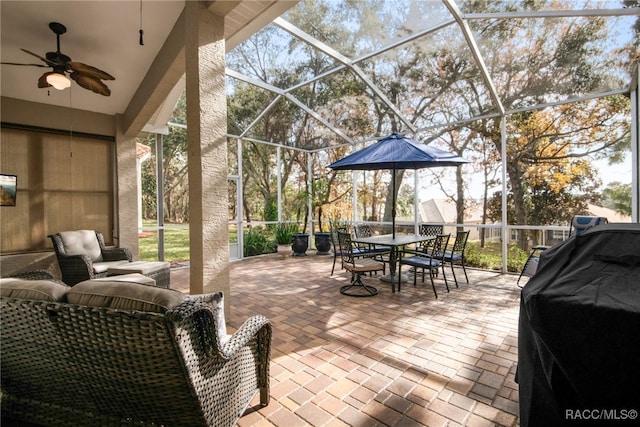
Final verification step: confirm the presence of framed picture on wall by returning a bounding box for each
[0,174,17,206]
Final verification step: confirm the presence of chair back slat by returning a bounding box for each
[355,224,374,238]
[420,224,444,237]
[337,231,356,266]
[429,234,451,261]
[330,226,352,276]
[419,224,443,251]
[452,231,469,253]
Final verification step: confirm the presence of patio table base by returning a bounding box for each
[379,273,408,283]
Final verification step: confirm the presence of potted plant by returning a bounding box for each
[314,231,331,255]
[292,232,310,256]
[275,222,297,259]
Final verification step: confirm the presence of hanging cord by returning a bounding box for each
[139,0,144,45]
[68,85,73,158]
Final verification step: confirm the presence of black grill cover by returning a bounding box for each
[518,223,640,426]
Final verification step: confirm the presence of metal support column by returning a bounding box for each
[155,133,165,261]
[501,117,508,273]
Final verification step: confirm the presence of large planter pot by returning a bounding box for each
[276,244,291,259]
[314,232,331,255]
[291,233,309,257]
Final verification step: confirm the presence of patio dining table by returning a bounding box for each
[352,234,434,292]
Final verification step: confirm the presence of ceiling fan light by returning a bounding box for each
[46,72,71,90]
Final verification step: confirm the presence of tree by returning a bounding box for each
[140,93,189,224]
[602,182,632,216]
[224,0,634,242]
[462,1,633,248]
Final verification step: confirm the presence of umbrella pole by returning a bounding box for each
[392,168,396,239]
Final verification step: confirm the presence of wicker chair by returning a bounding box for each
[49,230,132,285]
[1,277,271,427]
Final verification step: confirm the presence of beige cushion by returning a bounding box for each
[89,273,156,287]
[68,280,184,313]
[107,261,170,275]
[59,230,103,262]
[0,278,69,302]
[93,260,130,274]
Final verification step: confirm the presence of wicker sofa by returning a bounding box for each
[0,274,272,426]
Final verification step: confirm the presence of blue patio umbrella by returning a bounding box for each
[328,133,468,238]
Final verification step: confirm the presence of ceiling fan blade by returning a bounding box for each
[20,48,57,66]
[38,72,54,88]
[70,72,111,96]
[69,62,115,80]
[1,61,48,68]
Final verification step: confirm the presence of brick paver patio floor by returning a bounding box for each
[171,254,522,427]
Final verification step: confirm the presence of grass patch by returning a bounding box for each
[139,227,190,262]
[139,221,239,262]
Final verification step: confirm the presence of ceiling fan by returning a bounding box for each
[1,22,115,96]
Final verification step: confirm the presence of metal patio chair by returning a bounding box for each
[442,230,470,287]
[398,233,451,297]
[337,230,384,297]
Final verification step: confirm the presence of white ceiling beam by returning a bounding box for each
[443,0,505,115]
[226,69,355,144]
[274,17,416,134]
[283,94,356,145]
[239,95,284,139]
[466,8,640,20]
[286,19,455,93]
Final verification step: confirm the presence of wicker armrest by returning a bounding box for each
[187,293,271,356]
[56,254,95,284]
[220,315,271,359]
[5,269,57,281]
[170,296,271,360]
[223,314,272,405]
[102,247,132,262]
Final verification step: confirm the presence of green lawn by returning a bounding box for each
[139,226,190,262]
[139,222,239,262]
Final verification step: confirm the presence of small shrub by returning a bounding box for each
[507,242,529,272]
[466,240,531,272]
[465,242,501,270]
[244,227,273,257]
[275,222,298,245]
